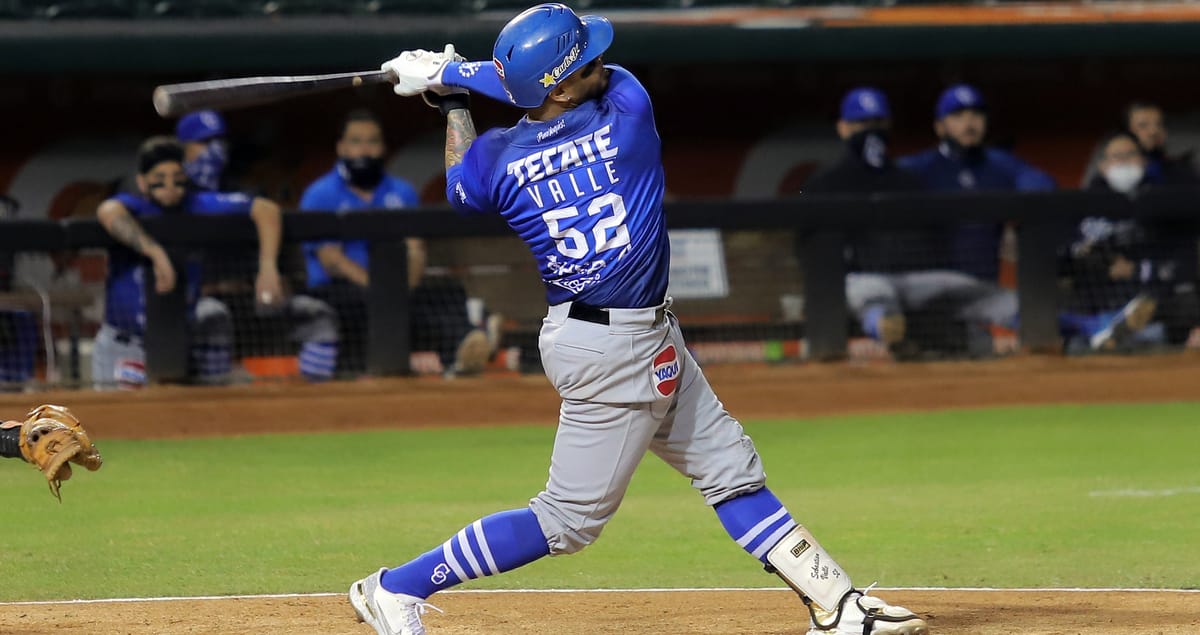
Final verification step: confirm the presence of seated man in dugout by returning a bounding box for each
[92,136,339,388]
[806,87,1017,359]
[300,109,495,377]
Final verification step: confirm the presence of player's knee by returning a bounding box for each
[545,523,605,555]
[529,495,611,555]
[291,296,340,343]
[698,448,767,506]
[194,297,233,341]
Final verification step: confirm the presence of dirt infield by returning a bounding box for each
[3,353,1200,440]
[3,589,1198,634]
[2,354,1199,634]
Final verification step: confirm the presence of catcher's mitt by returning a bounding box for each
[13,405,102,500]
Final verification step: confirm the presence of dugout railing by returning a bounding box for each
[1,187,1198,383]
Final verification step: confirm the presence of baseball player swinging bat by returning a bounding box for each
[151,69,395,117]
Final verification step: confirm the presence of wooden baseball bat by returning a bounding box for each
[152,69,395,118]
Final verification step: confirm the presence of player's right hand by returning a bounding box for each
[147,245,176,294]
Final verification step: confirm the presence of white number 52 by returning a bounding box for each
[541,192,630,259]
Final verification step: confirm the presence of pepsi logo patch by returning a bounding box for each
[652,345,679,397]
[116,358,146,389]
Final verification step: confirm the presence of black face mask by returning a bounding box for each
[847,129,890,169]
[939,136,985,165]
[338,156,386,190]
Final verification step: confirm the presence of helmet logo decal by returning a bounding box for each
[458,62,482,78]
[540,42,582,90]
[493,57,506,79]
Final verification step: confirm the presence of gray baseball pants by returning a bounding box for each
[846,270,1018,329]
[530,299,765,555]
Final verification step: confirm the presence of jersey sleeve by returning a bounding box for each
[298,179,340,251]
[603,65,653,117]
[991,149,1057,191]
[1014,164,1057,191]
[299,181,331,211]
[111,193,143,217]
[441,61,514,106]
[446,130,500,215]
[894,151,930,174]
[394,179,420,207]
[191,191,254,215]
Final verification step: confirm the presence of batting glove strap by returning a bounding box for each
[423,91,470,116]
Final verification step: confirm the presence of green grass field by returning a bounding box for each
[1,402,1197,602]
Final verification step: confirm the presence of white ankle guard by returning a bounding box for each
[765,525,853,619]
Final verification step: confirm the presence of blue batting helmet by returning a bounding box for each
[491,3,614,109]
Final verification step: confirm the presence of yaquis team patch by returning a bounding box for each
[652,345,680,396]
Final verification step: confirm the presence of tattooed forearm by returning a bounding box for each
[110,213,160,255]
[445,109,477,170]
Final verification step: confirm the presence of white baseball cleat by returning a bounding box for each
[349,568,442,635]
[807,591,929,635]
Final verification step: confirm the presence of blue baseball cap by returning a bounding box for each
[175,110,227,143]
[840,87,891,122]
[935,84,987,119]
[491,3,614,109]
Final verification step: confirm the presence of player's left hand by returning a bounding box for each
[4,405,103,501]
[382,44,465,97]
[255,265,284,309]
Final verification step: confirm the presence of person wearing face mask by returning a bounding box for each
[1058,130,1200,351]
[803,87,921,194]
[805,87,1018,357]
[300,109,490,377]
[1124,101,1199,186]
[176,110,229,192]
[898,84,1056,284]
[92,136,283,388]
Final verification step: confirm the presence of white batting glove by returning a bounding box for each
[381,49,436,97]
[427,43,468,96]
[381,44,465,97]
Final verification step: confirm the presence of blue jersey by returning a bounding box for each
[897,145,1056,193]
[898,145,1056,279]
[104,190,253,334]
[446,65,669,309]
[299,167,419,288]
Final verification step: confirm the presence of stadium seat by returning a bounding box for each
[0,0,32,17]
[260,0,354,16]
[147,0,251,18]
[362,0,468,14]
[36,0,137,18]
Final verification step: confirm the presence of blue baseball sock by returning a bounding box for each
[298,340,337,381]
[380,507,550,599]
[714,487,797,563]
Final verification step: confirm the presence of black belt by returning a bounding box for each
[112,330,139,345]
[568,302,610,325]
